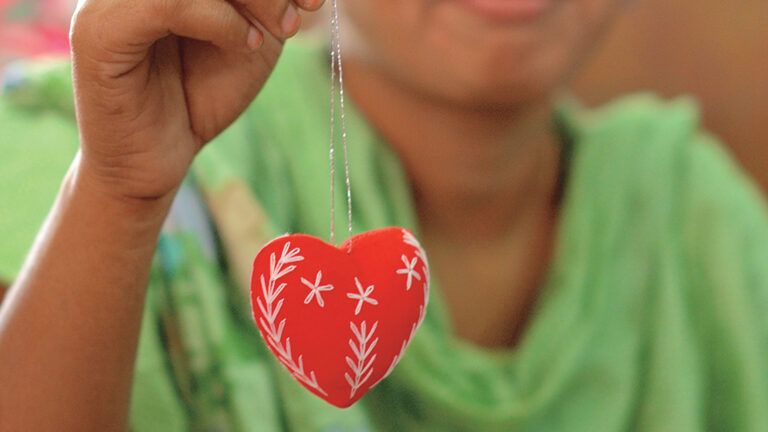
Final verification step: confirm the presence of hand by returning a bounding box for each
[69,0,323,202]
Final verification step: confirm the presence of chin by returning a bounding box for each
[422,45,574,109]
[344,0,620,109]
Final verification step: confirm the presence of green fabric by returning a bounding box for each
[2,37,768,431]
[0,66,77,281]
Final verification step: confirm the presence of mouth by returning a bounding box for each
[453,0,556,21]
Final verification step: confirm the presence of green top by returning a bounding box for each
[2,37,768,432]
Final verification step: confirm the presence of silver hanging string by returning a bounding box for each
[328,7,337,244]
[329,0,353,245]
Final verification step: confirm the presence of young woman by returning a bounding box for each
[1,0,767,430]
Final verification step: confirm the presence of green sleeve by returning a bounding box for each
[130,266,190,432]
[683,133,768,431]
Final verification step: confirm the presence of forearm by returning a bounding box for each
[0,156,172,431]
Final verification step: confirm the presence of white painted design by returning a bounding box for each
[403,229,431,313]
[380,340,406,386]
[396,254,422,290]
[346,277,378,315]
[256,242,327,395]
[300,270,334,308]
[402,229,424,254]
[415,304,426,336]
[375,304,424,387]
[345,320,379,398]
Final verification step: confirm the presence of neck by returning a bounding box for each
[343,59,562,245]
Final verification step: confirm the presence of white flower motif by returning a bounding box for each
[347,277,378,315]
[395,254,421,290]
[300,270,334,308]
[403,229,430,309]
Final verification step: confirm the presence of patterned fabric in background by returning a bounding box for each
[0,0,73,65]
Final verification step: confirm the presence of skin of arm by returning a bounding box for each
[0,0,323,428]
[0,158,171,430]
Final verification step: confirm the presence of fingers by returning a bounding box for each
[71,0,263,59]
[166,0,263,51]
[293,0,324,11]
[234,0,324,40]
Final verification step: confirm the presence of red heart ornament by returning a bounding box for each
[250,227,429,408]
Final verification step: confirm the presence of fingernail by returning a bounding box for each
[281,4,300,36]
[299,0,320,9]
[247,26,263,50]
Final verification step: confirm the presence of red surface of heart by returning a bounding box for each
[250,227,430,408]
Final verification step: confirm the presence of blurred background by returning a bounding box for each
[571,1,768,195]
[2,0,765,191]
[0,0,71,61]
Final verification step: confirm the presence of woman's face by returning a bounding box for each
[343,0,621,108]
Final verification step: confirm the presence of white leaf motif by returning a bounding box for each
[346,320,379,398]
[256,242,327,396]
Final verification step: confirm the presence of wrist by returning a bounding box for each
[68,153,176,220]
[64,155,174,243]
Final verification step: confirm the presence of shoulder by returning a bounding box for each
[571,92,700,135]
[563,93,766,225]
[571,92,768,335]
[587,93,767,232]
[564,93,703,183]
[563,92,768,297]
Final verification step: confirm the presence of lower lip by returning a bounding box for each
[454,0,555,21]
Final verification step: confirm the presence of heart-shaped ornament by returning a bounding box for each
[250,227,429,408]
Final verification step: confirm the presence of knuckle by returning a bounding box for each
[247,0,285,22]
[298,0,323,11]
[69,1,98,50]
[153,0,186,23]
[220,14,246,42]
